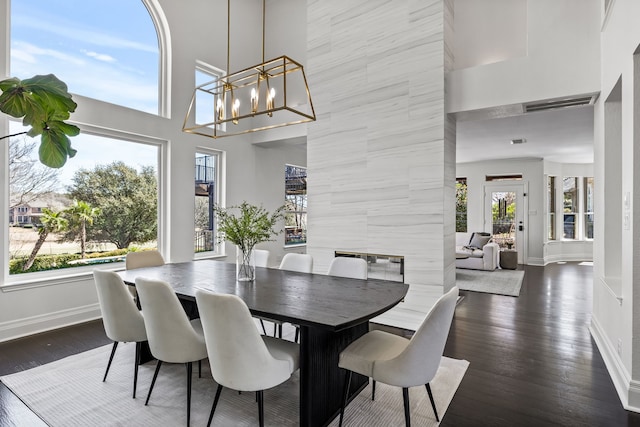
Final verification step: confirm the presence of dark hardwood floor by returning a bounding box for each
[0,262,639,426]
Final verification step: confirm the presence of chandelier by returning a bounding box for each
[183,0,315,139]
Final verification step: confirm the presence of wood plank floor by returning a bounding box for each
[0,262,639,426]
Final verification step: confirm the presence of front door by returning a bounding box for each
[484,183,527,264]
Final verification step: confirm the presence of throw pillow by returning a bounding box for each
[468,232,491,249]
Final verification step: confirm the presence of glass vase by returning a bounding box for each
[236,246,255,282]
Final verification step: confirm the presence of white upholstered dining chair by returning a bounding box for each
[253,249,270,268]
[195,290,300,427]
[135,277,208,426]
[93,270,147,399]
[126,250,165,270]
[279,253,314,273]
[278,253,314,341]
[338,286,459,426]
[328,257,368,280]
[125,250,165,299]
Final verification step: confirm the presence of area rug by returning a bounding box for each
[1,342,469,427]
[456,268,525,297]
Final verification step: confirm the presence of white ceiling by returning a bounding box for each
[455,105,594,164]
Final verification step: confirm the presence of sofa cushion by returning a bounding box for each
[468,232,491,249]
[456,246,484,258]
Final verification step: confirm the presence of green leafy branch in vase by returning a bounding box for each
[0,74,80,168]
[214,202,284,278]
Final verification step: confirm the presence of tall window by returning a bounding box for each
[285,165,307,245]
[563,177,578,239]
[455,178,467,232]
[194,151,220,254]
[8,125,159,275]
[547,176,556,240]
[584,177,594,239]
[11,0,160,114]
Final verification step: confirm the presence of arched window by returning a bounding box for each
[10,0,166,115]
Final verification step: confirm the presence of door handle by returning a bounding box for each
[518,225,523,231]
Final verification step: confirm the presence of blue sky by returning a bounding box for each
[10,0,160,189]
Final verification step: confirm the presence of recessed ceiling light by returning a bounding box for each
[510,138,526,145]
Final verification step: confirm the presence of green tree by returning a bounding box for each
[23,209,68,271]
[66,162,157,249]
[65,200,101,258]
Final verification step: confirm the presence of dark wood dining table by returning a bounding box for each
[118,259,408,427]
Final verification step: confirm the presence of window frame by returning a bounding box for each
[3,122,167,286]
[284,164,307,247]
[455,177,468,233]
[194,148,223,258]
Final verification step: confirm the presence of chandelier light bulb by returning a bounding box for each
[232,98,240,124]
[250,88,259,113]
[266,87,275,117]
[216,98,225,121]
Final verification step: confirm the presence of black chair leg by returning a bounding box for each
[133,342,141,398]
[103,341,118,382]
[257,390,265,427]
[425,383,439,422]
[259,319,267,335]
[198,359,202,378]
[207,384,223,427]
[339,370,352,427]
[186,362,193,426]
[145,360,163,405]
[372,380,376,401]
[403,387,411,427]
[294,326,299,343]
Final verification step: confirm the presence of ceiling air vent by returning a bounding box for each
[524,96,594,113]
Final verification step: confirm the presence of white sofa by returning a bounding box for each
[455,232,500,271]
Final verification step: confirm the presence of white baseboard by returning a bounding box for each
[589,316,640,412]
[0,304,102,343]
[526,257,545,266]
[542,254,593,265]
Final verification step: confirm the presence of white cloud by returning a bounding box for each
[84,51,117,63]
[12,41,85,67]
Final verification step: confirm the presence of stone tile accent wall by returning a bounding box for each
[306,0,456,311]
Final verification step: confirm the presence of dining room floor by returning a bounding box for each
[1,262,640,426]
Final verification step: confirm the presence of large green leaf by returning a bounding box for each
[39,128,72,168]
[21,74,77,114]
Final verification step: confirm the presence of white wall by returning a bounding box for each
[453,0,527,70]
[448,0,601,113]
[590,0,640,412]
[0,0,308,341]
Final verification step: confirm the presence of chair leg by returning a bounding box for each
[402,387,411,427]
[103,341,118,382]
[145,360,163,405]
[259,319,267,335]
[425,383,439,422]
[207,384,223,427]
[278,324,283,338]
[133,342,141,398]
[294,326,299,343]
[339,370,352,427]
[372,380,376,401]
[257,390,265,427]
[198,359,202,378]
[186,362,193,426]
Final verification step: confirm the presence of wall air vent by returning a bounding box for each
[510,138,526,145]
[524,96,595,113]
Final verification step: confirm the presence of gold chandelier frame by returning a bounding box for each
[183,0,315,139]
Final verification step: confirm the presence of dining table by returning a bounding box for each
[118,259,409,427]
